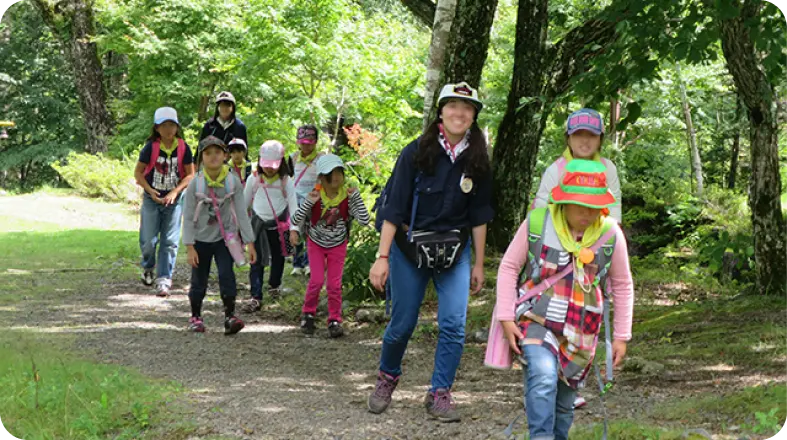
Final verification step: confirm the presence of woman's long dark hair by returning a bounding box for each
[414,103,490,177]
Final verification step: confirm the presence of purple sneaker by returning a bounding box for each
[367,371,400,414]
[425,388,460,422]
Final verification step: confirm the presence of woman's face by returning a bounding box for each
[568,130,601,159]
[440,99,476,138]
[218,101,234,120]
[157,121,178,141]
[563,203,601,233]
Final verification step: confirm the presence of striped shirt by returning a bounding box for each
[292,190,371,248]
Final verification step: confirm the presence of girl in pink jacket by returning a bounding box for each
[486,159,634,440]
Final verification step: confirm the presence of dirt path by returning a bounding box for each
[1,193,780,439]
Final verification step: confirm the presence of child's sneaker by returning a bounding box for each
[303,266,311,276]
[267,287,281,299]
[367,371,400,414]
[188,317,205,333]
[224,316,245,335]
[300,313,315,336]
[327,320,344,338]
[425,388,460,422]
[573,394,587,409]
[290,267,303,276]
[155,282,170,297]
[141,269,155,286]
[241,298,262,313]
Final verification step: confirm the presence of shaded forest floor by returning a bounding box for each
[0,192,784,439]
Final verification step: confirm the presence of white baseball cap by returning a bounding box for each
[316,154,345,175]
[258,140,285,169]
[215,91,236,104]
[153,107,179,125]
[228,138,248,151]
[437,82,483,112]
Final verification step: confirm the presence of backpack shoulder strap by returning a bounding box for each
[310,199,322,225]
[144,140,161,177]
[339,196,350,222]
[556,156,568,176]
[528,207,547,237]
[176,138,186,180]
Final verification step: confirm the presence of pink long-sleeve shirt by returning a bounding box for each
[495,218,635,341]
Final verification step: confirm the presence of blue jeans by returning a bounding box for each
[379,240,471,391]
[523,344,577,440]
[139,192,182,283]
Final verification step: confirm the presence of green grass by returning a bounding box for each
[567,421,698,440]
[0,334,188,440]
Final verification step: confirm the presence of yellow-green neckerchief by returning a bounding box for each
[262,173,280,184]
[548,204,604,269]
[299,150,318,164]
[320,186,347,217]
[232,160,249,181]
[204,165,229,188]
[159,138,179,157]
[562,147,601,163]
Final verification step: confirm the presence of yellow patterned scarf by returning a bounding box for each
[548,204,604,269]
[204,165,229,188]
[320,186,347,217]
[562,147,601,163]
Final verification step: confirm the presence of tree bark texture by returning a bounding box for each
[675,63,704,197]
[718,0,786,295]
[33,0,114,154]
[728,98,742,190]
[423,0,457,132]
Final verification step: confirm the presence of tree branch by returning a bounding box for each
[543,13,620,101]
[400,0,435,28]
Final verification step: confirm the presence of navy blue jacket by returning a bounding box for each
[200,117,248,145]
[379,138,494,233]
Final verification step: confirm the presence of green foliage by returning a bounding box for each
[0,2,84,188]
[51,152,139,204]
[0,334,181,440]
[342,225,381,304]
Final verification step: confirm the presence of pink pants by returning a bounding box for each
[301,238,348,323]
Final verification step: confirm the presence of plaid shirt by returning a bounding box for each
[517,242,605,389]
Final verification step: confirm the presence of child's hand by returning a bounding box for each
[187,246,199,268]
[289,231,300,247]
[162,191,179,206]
[307,190,320,203]
[147,189,164,205]
[500,321,524,355]
[347,186,357,195]
[247,243,257,265]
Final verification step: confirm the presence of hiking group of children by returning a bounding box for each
[135,91,369,337]
[134,83,633,439]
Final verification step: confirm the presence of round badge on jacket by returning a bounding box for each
[460,175,474,193]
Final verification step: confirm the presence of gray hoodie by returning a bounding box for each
[182,172,254,245]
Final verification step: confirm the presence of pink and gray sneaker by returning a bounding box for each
[367,371,400,414]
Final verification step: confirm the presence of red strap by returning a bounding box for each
[144,138,186,180]
[294,164,311,188]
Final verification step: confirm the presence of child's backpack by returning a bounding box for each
[249,172,294,257]
[143,138,187,180]
[310,197,350,228]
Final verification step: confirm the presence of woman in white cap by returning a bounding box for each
[367,82,494,422]
[134,107,195,296]
[199,91,248,145]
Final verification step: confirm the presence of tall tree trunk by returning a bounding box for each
[400,0,436,28]
[424,0,498,124]
[717,0,786,295]
[489,4,618,248]
[675,63,704,197]
[423,0,457,132]
[728,98,742,190]
[33,0,114,154]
